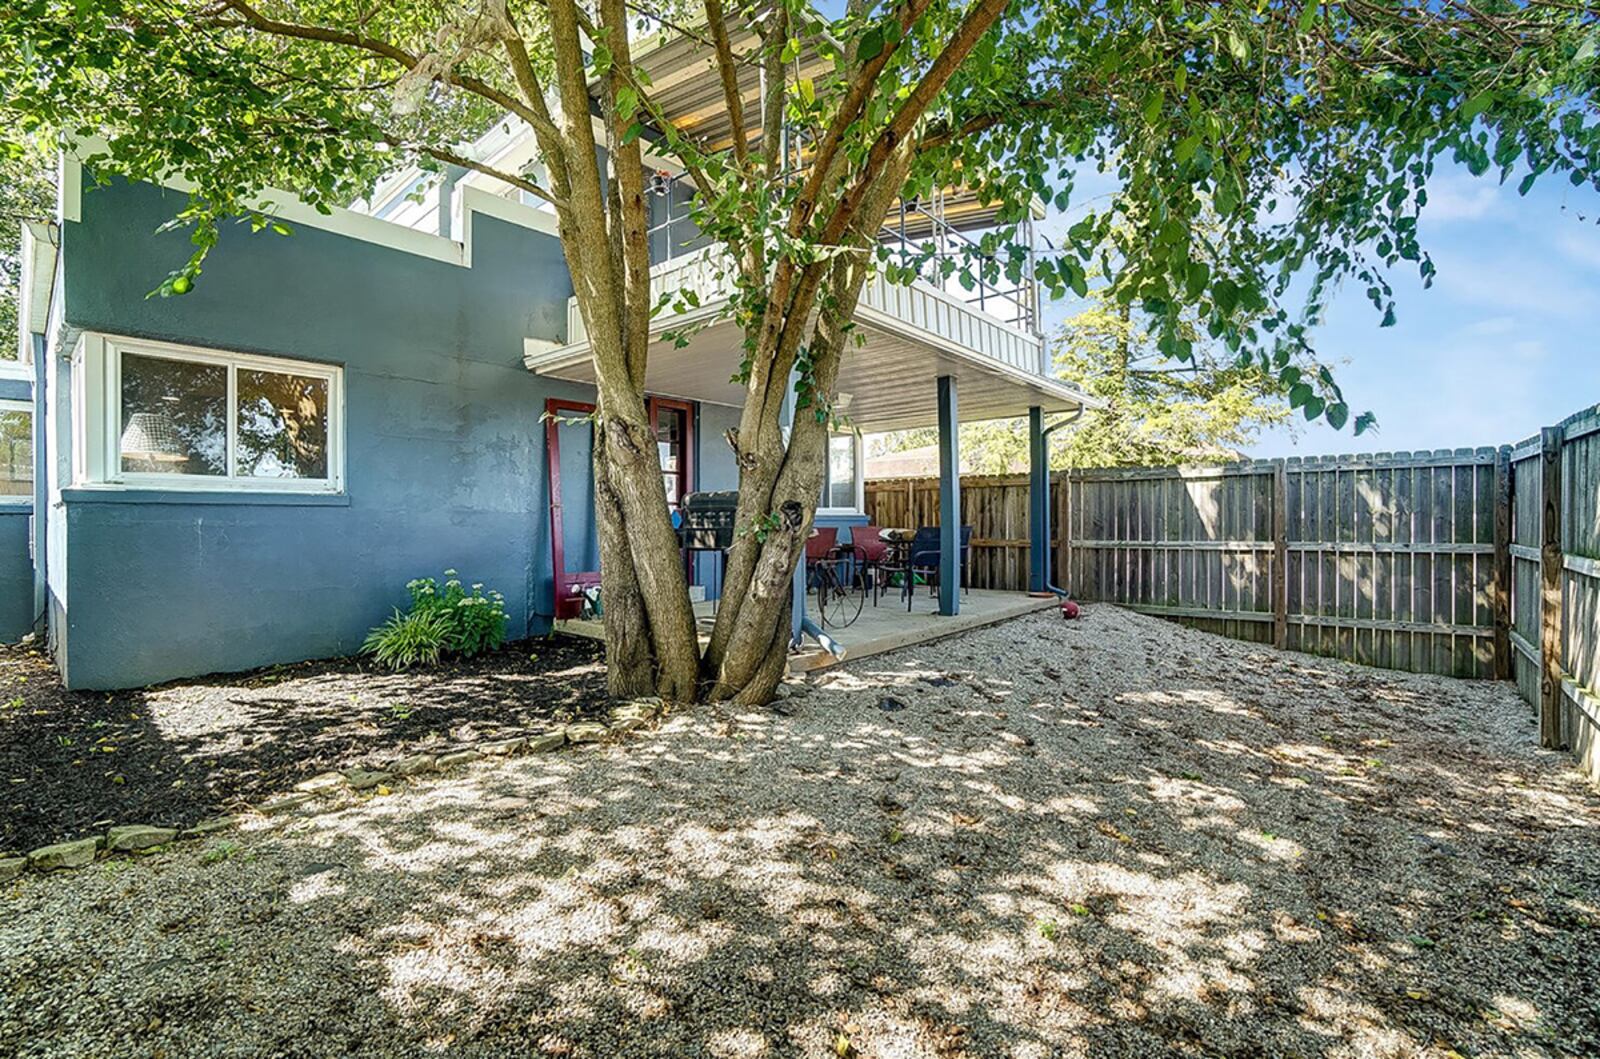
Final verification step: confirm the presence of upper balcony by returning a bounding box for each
[525,233,1089,432]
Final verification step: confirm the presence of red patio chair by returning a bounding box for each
[850,525,890,604]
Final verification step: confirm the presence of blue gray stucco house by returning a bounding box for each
[14,131,1089,690]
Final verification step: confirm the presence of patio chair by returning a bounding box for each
[804,526,839,589]
[849,525,891,604]
[902,525,973,610]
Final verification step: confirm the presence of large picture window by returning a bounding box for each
[79,336,344,492]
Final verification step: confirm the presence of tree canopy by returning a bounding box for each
[5,0,1599,700]
[5,0,1597,409]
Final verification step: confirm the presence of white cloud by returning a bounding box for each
[1458,316,1517,337]
[1423,175,1501,223]
[1554,227,1600,272]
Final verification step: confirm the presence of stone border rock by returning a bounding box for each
[0,698,668,887]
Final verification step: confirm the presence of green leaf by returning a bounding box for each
[1288,382,1313,409]
[1227,29,1250,63]
[1325,402,1349,430]
[621,122,645,146]
[1302,396,1326,420]
[856,28,883,63]
[1297,2,1318,33]
[1460,91,1494,121]
[1142,91,1164,126]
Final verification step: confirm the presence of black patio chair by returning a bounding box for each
[902,525,973,610]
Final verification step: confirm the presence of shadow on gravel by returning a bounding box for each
[4,606,1599,1058]
[0,635,607,851]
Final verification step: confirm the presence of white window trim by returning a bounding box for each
[74,333,345,494]
[817,432,865,517]
[0,398,33,504]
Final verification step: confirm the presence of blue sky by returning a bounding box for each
[1037,161,1600,458]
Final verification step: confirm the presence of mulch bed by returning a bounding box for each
[0,636,608,853]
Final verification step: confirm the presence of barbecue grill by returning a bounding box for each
[678,491,738,550]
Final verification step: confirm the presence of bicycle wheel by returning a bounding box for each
[816,563,864,628]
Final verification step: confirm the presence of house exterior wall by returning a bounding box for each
[0,508,32,642]
[47,178,613,689]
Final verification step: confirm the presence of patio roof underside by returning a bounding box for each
[529,318,1088,433]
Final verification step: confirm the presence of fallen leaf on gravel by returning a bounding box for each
[1097,820,1133,843]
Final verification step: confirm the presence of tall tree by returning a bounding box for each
[4,0,1599,703]
[0,133,55,355]
[1052,291,1299,467]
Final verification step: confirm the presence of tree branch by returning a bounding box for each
[703,0,751,175]
[214,0,552,138]
[819,0,1013,244]
[788,0,936,237]
[407,141,567,209]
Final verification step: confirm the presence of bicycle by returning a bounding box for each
[811,553,866,630]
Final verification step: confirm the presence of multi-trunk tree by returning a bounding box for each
[4,0,1598,703]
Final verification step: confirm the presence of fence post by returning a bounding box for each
[1057,471,1072,593]
[1493,445,1513,681]
[1272,461,1288,650]
[1539,426,1565,748]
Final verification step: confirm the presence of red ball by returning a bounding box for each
[1060,600,1080,620]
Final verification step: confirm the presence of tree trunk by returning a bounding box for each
[592,408,655,699]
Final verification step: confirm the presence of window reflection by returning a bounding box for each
[236,369,330,479]
[119,353,226,475]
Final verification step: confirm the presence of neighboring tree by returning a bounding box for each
[0,133,56,355]
[1052,291,1299,467]
[4,0,1599,703]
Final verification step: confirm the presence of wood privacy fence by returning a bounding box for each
[863,402,1600,777]
[1508,405,1600,772]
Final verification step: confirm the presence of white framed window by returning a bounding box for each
[820,432,863,514]
[74,334,344,493]
[0,399,32,500]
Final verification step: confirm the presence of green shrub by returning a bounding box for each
[362,608,451,670]
[362,569,509,669]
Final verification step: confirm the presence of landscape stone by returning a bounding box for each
[27,837,100,871]
[612,701,658,723]
[294,772,348,795]
[564,722,608,743]
[184,816,238,837]
[0,857,25,883]
[105,825,178,852]
[343,768,391,791]
[525,730,566,753]
[609,715,649,734]
[437,749,482,769]
[392,754,436,776]
[259,793,314,815]
[480,738,526,756]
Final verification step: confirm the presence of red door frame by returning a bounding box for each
[545,398,598,620]
[546,397,697,620]
[648,396,696,512]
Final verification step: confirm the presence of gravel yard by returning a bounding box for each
[3,605,1599,1058]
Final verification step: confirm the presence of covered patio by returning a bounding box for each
[529,252,1098,661]
[555,589,1061,674]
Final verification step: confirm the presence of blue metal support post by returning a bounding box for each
[937,375,960,616]
[1028,406,1047,593]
